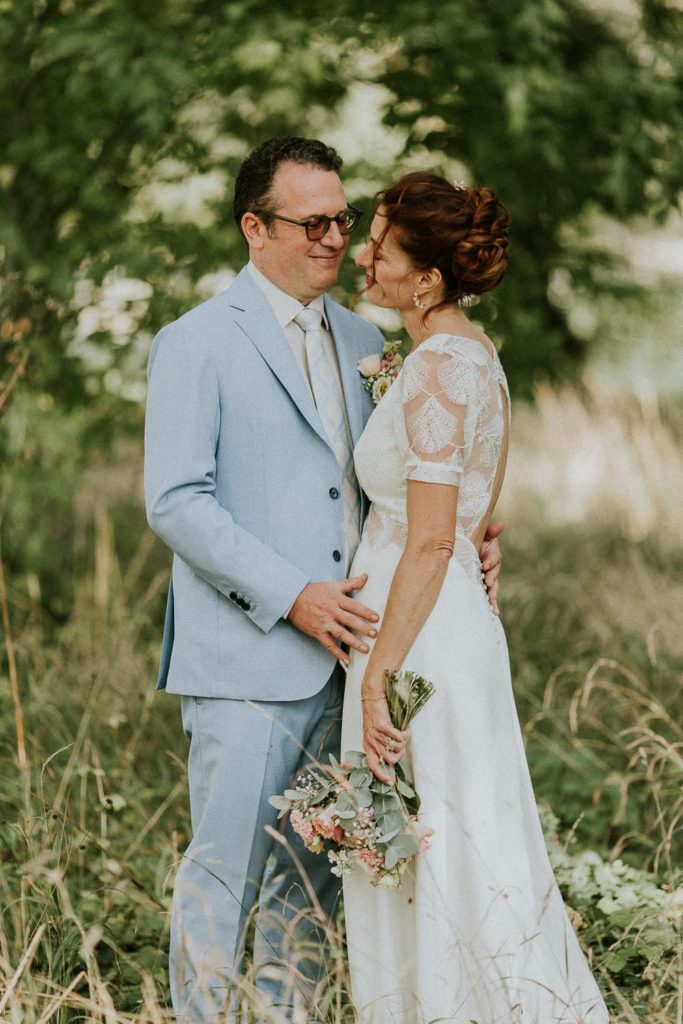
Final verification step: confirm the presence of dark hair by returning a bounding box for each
[233,136,343,237]
[375,172,510,309]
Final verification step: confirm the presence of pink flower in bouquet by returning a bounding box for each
[354,848,383,869]
[290,809,315,844]
[358,807,375,826]
[312,806,341,841]
[357,354,382,378]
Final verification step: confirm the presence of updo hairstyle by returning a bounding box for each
[375,172,510,308]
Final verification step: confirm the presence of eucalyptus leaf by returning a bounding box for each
[350,769,372,788]
[268,795,290,810]
[389,833,419,858]
[378,827,401,843]
[343,751,366,768]
[384,847,400,871]
[396,777,416,799]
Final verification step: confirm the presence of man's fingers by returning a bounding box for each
[484,567,499,589]
[340,595,380,624]
[319,634,350,667]
[338,609,378,639]
[485,521,505,540]
[339,573,368,593]
[325,623,370,655]
[484,577,500,616]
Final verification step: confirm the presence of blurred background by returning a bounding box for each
[1,1,682,1021]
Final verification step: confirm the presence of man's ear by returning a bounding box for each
[241,212,266,250]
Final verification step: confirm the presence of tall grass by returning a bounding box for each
[0,382,681,1021]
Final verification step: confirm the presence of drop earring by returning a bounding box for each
[413,291,426,309]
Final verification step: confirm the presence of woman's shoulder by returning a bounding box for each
[415,332,496,365]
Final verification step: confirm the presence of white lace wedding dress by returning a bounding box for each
[341,334,609,1023]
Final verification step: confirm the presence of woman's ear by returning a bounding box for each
[416,267,443,302]
[419,267,442,291]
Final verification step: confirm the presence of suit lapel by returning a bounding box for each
[228,269,330,448]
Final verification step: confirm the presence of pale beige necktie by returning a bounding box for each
[294,307,361,567]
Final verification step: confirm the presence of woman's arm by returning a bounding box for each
[361,478,458,782]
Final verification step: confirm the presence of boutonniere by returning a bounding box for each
[357,339,404,405]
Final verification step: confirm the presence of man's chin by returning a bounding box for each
[310,264,342,289]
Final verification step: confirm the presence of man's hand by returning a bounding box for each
[479,521,504,616]
[288,575,379,667]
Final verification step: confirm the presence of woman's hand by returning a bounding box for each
[362,695,410,784]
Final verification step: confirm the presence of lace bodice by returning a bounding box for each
[354,334,510,582]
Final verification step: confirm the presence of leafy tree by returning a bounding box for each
[336,0,683,390]
[2,0,682,403]
[1,0,682,610]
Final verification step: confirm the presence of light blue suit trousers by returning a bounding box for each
[171,671,344,1021]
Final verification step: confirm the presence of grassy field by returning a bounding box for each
[0,384,681,1022]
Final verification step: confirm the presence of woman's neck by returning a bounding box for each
[402,303,481,349]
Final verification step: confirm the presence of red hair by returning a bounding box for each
[375,172,510,308]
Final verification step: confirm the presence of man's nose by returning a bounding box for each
[321,221,345,249]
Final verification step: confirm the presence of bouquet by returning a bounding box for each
[357,339,404,405]
[269,669,435,887]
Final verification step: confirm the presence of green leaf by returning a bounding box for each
[396,777,415,799]
[378,827,401,843]
[350,768,373,788]
[384,847,400,870]
[356,788,373,808]
[342,750,366,768]
[268,795,290,810]
[389,833,419,858]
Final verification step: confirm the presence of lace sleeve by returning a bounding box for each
[400,345,480,486]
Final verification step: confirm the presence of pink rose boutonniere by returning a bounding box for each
[358,339,404,405]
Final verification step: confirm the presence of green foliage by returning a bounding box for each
[541,805,681,1005]
[347,0,683,391]
[1,0,683,414]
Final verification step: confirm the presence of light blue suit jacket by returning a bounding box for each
[144,266,383,700]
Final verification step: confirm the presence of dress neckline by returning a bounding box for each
[412,332,500,367]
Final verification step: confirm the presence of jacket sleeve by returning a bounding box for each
[144,322,309,633]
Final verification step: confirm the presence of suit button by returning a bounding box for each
[229,591,237,600]
[243,602,251,611]
[329,487,339,499]
[332,549,342,562]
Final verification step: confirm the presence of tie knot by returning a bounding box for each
[294,307,324,333]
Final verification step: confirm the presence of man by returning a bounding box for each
[144,136,502,1022]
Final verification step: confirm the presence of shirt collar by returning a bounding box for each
[247,261,329,331]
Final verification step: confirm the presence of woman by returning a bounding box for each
[341,173,608,1023]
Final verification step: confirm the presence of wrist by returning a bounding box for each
[361,680,386,701]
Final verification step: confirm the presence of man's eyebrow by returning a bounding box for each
[301,208,348,219]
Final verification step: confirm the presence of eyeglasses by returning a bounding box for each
[253,206,362,241]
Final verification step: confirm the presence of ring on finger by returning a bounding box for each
[384,739,396,753]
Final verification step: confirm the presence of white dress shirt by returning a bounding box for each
[246,260,331,395]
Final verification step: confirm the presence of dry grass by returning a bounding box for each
[1,382,682,1021]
